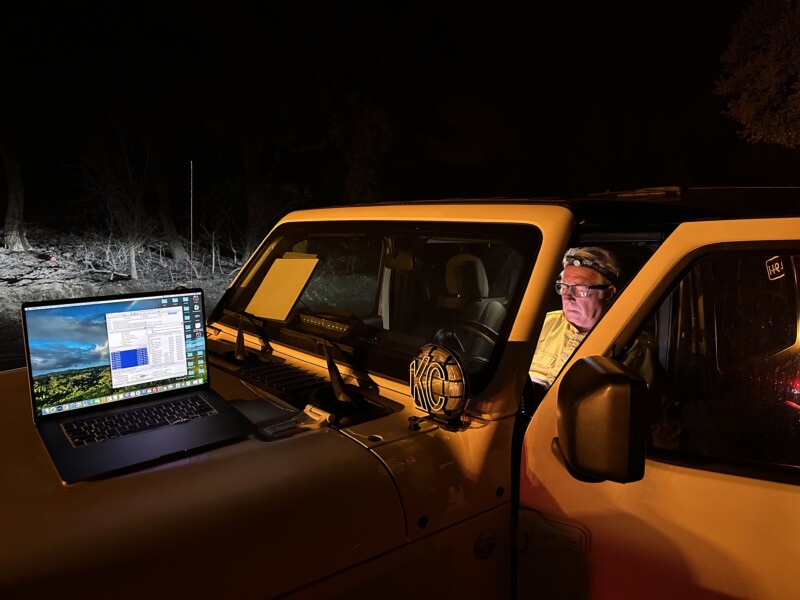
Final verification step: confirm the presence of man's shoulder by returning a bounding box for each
[539,310,568,335]
[543,310,566,324]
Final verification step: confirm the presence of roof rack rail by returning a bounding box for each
[589,186,682,200]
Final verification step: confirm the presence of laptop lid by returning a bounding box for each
[22,288,212,424]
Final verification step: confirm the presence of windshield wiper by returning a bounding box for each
[320,340,357,406]
[280,326,368,410]
[222,309,272,362]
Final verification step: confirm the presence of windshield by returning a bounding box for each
[216,220,540,391]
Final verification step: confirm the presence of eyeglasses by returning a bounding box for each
[555,281,611,298]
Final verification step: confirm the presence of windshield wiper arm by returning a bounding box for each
[280,327,367,409]
[320,340,356,406]
[223,309,272,362]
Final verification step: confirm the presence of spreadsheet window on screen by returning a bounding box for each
[107,307,188,388]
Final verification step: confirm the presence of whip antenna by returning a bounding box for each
[189,160,193,287]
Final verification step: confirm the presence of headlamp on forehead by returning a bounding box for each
[562,247,620,285]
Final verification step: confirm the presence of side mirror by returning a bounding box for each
[557,356,649,483]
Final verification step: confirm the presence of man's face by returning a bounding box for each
[560,265,615,332]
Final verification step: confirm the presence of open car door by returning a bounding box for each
[516,216,800,599]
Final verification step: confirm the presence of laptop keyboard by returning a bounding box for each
[61,396,218,447]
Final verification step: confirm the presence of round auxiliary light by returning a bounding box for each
[409,344,468,419]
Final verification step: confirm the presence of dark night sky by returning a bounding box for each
[2,1,799,234]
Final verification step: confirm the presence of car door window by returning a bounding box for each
[630,251,800,482]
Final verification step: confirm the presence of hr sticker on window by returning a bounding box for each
[765,256,785,281]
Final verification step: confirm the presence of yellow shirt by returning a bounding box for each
[529,310,663,403]
[529,311,586,388]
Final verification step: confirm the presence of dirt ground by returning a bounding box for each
[0,227,236,371]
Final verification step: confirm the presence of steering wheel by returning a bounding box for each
[432,319,499,354]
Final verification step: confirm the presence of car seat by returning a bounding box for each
[431,253,507,370]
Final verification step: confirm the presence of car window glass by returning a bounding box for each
[297,236,383,317]
[222,221,540,390]
[714,254,797,368]
[628,251,800,481]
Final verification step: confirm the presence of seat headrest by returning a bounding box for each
[445,253,489,299]
[384,251,415,272]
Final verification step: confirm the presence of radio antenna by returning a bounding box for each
[189,160,194,287]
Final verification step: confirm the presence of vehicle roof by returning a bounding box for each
[357,187,800,226]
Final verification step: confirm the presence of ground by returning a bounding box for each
[0,227,236,371]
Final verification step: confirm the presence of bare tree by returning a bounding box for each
[77,112,161,279]
[716,0,800,149]
[1,147,31,251]
[197,178,243,276]
[156,176,189,264]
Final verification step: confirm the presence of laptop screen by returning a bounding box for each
[22,289,210,420]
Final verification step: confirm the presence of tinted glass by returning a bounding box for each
[219,220,540,391]
[638,251,800,480]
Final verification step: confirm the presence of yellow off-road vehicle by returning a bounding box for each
[2,188,799,599]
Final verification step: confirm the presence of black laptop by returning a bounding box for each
[21,288,254,484]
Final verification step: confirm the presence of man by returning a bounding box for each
[529,247,621,388]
